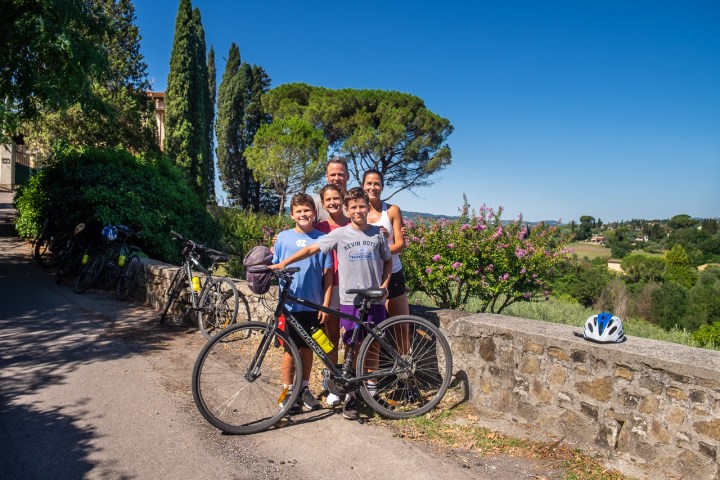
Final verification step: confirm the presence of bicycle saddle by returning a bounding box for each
[346,288,387,299]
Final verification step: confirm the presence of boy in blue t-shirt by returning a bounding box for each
[273,193,333,412]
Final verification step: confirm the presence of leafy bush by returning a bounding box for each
[402,198,572,312]
[651,281,690,330]
[692,322,720,347]
[621,254,665,283]
[552,257,614,308]
[211,206,292,277]
[685,267,720,329]
[13,144,220,262]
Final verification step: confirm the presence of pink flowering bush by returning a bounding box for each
[403,197,572,312]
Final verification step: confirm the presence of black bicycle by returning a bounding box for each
[192,266,453,434]
[159,231,249,340]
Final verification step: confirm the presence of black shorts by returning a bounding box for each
[387,269,407,299]
[283,310,320,348]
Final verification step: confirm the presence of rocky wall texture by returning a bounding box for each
[425,310,720,480]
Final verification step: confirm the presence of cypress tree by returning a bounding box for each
[216,43,244,206]
[246,64,274,212]
[215,44,275,211]
[192,7,210,201]
[206,46,216,203]
[164,0,210,202]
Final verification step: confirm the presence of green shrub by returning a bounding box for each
[650,281,689,330]
[692,322,720,347]
[552,257,613,308]
[403,198,572,312]
[13,144,220,263]
[211,207,292,277]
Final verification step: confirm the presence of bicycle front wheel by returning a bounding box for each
[159,267,185,324]
[356,315,453,419]
[192,322,302,434]
[197,277,240,339]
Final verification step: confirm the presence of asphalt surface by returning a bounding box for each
[0,188,562,480]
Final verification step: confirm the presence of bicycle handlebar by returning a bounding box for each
[171,231,225,257]
[248,265,300,276]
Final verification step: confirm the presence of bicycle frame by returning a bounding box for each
[179,250,219,310]
[247,273,409,388]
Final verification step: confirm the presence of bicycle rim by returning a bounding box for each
[356,315,453,419]
[116,255,142,300]
[74,256,104,293]
[34,235,57,268]
[192,322,302,434]
[197,277,239,340]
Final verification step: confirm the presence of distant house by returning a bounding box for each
[146,92,166,151]
[633,235,648,243]
[590,235,606,244]
[0,140,45,190]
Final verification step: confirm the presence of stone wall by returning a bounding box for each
[143,261,275,323]
[427,310,720,480]
[140,262,720,479]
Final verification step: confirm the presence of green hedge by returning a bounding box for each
[13,144,220,263]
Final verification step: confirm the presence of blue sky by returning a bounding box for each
[133,0,720,223]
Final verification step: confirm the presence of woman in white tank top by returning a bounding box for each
[363,169,410,319]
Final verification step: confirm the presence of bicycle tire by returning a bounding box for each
[97,255,120,291]
[73,255,105,293]
[116,254,144,300]
[159,267,186,324]
[34,234,58,268]
[192,322,302,434]
[197,277,240,340]
[356,315,453,419]
[55,242,80,282]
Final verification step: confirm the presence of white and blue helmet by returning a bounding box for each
[102,225,117,242]
[583,312,626,343]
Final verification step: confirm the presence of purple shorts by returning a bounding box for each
[339,304,387,345]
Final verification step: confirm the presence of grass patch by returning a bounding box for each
[371,402,631,479]
[569,242,612,260]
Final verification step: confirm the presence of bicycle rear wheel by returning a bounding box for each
[192,322,302,434]
[197,277,240,339]
[356,315,453,419]
[34,233,59,268]
[74,255,105,293]
[116,254,144,300]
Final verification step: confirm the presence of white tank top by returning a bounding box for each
[370,202,402,273]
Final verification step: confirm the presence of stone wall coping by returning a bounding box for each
[436,310,720,384]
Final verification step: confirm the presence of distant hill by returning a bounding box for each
[403,210,559,226]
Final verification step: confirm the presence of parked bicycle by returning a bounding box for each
[33,217,68,268]
[74,225,144,296]
[158,231,249,340]
[55,223,98,284]
[192,266,453,434]
[114,226,147,301]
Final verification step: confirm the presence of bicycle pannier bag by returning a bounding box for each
[243,245,273,295]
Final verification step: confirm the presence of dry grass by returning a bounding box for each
[370,397,633,480]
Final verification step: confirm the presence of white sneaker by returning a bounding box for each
[325,393,341,407]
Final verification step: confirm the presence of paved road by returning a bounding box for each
[0,188,560,479]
